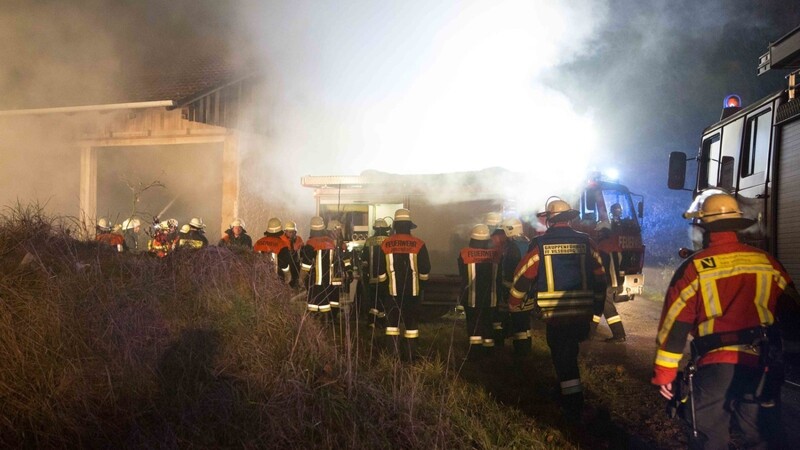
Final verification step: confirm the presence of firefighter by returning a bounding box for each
[95,217,124,252]
[378,208,431,362]
[281,220,304,288]
[254,218,293,285]
[458,224,500,361]
[509,198,606,421]
[122,218,143,253]
[219,218,253,250]
[326,219,353,320]
[360,218,391,329]
[500,217,533,357]
[653,192,800,449]
[148,218,179,257]
[300,216,343,319]
[485,211,507,343]
[178,217,208,249]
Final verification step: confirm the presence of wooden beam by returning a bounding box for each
[79,146,97,238]
[221,134,240,236]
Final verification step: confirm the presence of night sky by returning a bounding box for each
[1,0,799,263]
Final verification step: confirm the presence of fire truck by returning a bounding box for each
[573,174,645,302]
[667,24,800,283]
[301,169,646,313]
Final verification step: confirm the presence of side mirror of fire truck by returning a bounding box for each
[668,152,688,190]
[678,247,693,259]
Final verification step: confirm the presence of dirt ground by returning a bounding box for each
[437,265,800,449]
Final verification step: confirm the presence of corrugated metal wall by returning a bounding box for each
[777,118,800,282]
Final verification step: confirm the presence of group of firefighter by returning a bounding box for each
[94,190,800,448]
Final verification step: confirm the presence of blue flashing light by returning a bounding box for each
[723,94,741,109]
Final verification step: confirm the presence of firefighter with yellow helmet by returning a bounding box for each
[499,217,532,357]
[281,220,304,288]
[458,224,500,361]
[509,197,606,421]
[653,191,800,448]
[95,217,125,252]
[360,218,391,329]
[254,218,293,285]
[218,218,253,250]
[178,217,208,249]
[300,216,344,319]
[377,208,432,362]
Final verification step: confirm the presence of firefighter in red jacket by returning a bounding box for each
[378,208,431,361]
[300,216,345,319]
[458,224,500,361]
[281,220,303,288]
[254,218,293,285]
[653,192,800,449]
[148,218,179,257]
[95,217,125,252]
[509,198,606,421]
[360,218,391,328]
[485,212,508,348]
[500,217,533,357]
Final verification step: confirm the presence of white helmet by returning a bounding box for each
[266,217,282,233]
[189,217,205,229]
[230,218,245,229]
[310,216,325,231]
[470,224,491,241]
[502,218,523,237]
[485,212,502,228]
[373,218,389,229]
[394,208,417,229]
[123,218,142,230]
[97,217,111,232]
[283,220,297,232]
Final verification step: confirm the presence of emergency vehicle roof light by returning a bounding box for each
[723,94,741,108]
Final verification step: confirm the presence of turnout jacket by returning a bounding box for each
[458,242,500,308]
[219,229,253,250]
[378,233,431,297]
[96,232,125,252]
[362,234,389,284]
[254,233,292,279]
[509,223,606,322]
[300,235,345,286]
[179,230,208,249]
[652,231,800,386]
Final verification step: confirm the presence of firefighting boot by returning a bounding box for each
[604,320,626,343]
[492,322,506,350]
[512,332,531,358]
[562,391,585,423]
[385,328,401,358]
[403,337,419,363]
[467,335,484,362]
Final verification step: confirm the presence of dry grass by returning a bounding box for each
[0,205,575,449]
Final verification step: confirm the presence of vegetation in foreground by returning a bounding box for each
[0,205,577,449]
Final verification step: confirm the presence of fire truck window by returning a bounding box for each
[719,156,735,191]
[741,109,771,178]
[699,134,721,189]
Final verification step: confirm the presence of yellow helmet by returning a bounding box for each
[537,197,578,223]
[97,217,111,232]
[327,219,343,231]
[485,212,502,228]
[310,216,326,231]
[179,224,191,234]
[684,192,754,231]
[283,221,297,231]
[394,208,417,229]
[266,217,282,233]
[470,224,491,240]
[189,217,205,229]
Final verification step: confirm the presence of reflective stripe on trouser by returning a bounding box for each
[545,322,586,397]
[384,295,420,337]
[560,378,583,395]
